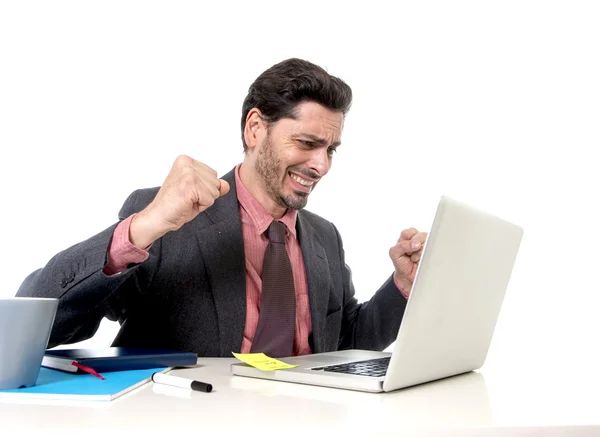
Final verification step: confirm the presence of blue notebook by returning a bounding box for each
[0,367,167,401]
[41,347,198,373]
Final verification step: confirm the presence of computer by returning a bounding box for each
[230,195,524,393]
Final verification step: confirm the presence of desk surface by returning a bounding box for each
[1,357,599,436]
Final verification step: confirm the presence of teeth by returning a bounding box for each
[290,173,314,187]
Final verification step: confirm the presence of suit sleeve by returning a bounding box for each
[15,189,158,348]
[334,225,408,351]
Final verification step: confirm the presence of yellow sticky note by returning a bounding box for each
[232,352,298,371]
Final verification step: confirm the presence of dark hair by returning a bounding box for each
[241,58,353,152]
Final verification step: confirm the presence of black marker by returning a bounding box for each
[152,372,213,393]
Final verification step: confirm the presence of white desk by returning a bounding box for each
[1,357,599,436]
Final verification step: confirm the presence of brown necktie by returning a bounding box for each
[250,220,296,357]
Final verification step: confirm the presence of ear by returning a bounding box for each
[244,108,266,152]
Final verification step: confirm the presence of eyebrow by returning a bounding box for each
[294,133,341,148]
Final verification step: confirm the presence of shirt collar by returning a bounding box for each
[234,163,298,238]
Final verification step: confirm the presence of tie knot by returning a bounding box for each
[268,221,287,244]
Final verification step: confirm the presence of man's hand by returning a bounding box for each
[389,227,428,296]
[129,155,230,249]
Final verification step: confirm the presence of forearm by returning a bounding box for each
[331,221,408,351]
[339,275,407,351]
[45,268,136,347]
[16,223,138,346]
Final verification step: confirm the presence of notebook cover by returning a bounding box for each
[43,347,198,372]
[0,366,167,401]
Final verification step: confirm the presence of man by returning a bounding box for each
[17,58,427,358]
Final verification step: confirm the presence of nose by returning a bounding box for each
[308,148,331,177]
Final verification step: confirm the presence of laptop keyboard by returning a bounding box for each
[311,357,391,378]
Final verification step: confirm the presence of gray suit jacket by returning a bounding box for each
[17,168,407,356]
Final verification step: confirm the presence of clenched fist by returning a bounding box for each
[389,227,428,296]
[129,155,230,248]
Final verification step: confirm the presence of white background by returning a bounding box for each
[1,0,599,420]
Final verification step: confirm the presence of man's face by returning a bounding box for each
[254,101,343,210]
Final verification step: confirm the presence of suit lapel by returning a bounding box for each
[194,169,247,356]
[191,168,333,355]
[297,213,331,353]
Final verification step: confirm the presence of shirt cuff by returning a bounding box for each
[103,214,151,276]
[393,275,410,299]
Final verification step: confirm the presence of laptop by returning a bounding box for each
[231,195,524,392]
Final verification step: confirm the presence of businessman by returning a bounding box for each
[18,58,427,358]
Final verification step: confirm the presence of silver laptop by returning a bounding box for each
[231,195,524,392]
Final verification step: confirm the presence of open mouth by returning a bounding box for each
[288,171,316,193]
